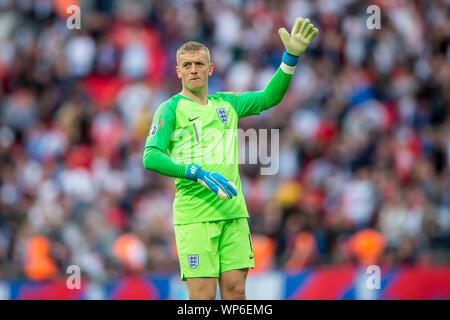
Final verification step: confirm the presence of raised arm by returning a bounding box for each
[217,17,319,118]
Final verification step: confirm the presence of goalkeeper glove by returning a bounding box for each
[278,17,319,65]
[186,164,238,200]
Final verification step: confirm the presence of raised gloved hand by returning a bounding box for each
[278,17,319,64]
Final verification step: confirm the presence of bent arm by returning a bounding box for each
[218,17,319,118]
[143,146,187,178]
[216,64,294,118]
[258,65,294,111]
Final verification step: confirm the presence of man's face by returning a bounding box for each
[176,50,214,93]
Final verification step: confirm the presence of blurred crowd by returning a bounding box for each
[0,0,449,282]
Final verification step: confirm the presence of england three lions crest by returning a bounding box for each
[216,108,228,125]
[188,254,199,269]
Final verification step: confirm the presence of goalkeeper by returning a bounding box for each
[143,18,318,300]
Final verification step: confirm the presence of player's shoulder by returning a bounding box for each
[156,93,183,112]
[210,91,243,102]
[212,91,243,98]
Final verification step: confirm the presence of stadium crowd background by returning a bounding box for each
[0,0,449,283]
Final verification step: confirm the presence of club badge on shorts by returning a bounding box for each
[188,254,199,269]
[216,108,228,125]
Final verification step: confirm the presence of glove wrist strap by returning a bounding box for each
[282,50,299,66]
[186,164,201,180]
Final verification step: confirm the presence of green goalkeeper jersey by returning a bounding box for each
[144,67,293,225]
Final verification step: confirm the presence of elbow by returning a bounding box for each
[142,148,156,171]
[143,156,156,172]
[142,156,151,171]
[265,98,282,110]
[272,92,287,106]
[262,91,284,110]
[143,157,151,171]
[272,97,283,107]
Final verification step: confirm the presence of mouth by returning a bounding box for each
[190,77,201,81]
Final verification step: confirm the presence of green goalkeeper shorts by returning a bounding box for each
[174,218,255,281]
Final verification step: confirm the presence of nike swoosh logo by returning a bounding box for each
[189,117,199,122]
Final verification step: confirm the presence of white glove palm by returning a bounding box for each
[278,18,319,57]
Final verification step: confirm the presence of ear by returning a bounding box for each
[175,65,182,79]
[208,63,214,76]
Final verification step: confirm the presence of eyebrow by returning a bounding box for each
[181,61,206,67]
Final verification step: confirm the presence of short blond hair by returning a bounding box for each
[176,41,210,65]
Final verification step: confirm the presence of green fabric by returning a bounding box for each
[174,218,254,281]
[145,94,181,152]
[215,67,293,118]
[142,146,187,178]
[143,67,292,225]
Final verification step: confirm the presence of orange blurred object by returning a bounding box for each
[24,236,58,281]
[349,229,386,266]
[53,0,80,19]
[285,231,317,273]
[113,234,147,272]
[249,234,276,274]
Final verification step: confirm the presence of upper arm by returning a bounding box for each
[145,100,177,152]
[216,68,293,119]
[216,91,268,119]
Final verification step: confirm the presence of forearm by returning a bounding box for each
[142,147,238,200]
[143,146,187,178]
[259,65,294,111]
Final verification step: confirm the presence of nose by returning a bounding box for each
[190,65,197,74]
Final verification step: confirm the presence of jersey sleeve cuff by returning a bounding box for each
[280,62,296,75]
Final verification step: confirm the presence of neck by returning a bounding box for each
[181,87,208,105]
